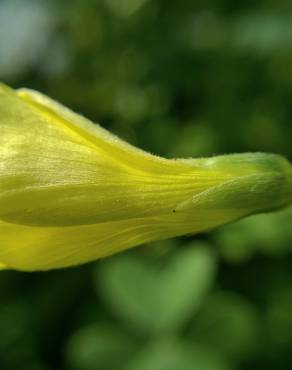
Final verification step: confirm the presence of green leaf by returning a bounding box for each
[96,243,217,334]
[126,338,231,370]
[66,323,133,370]
[191,292,259,361]
[216,206,292,262]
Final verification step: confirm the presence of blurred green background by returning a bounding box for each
[1,0,292,369]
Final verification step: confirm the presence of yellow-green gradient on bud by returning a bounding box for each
[0,83,291,271]
[181,153,292,214]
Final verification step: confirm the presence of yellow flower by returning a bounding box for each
[0,83,291,271]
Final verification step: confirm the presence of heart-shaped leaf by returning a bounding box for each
[95,242,217,334]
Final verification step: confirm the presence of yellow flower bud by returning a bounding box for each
[0,83,291,271]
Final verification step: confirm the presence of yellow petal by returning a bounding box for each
[0,209,242,271]
[0,83,291,271]
[0,84,222,227]
[0,262,7,270]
